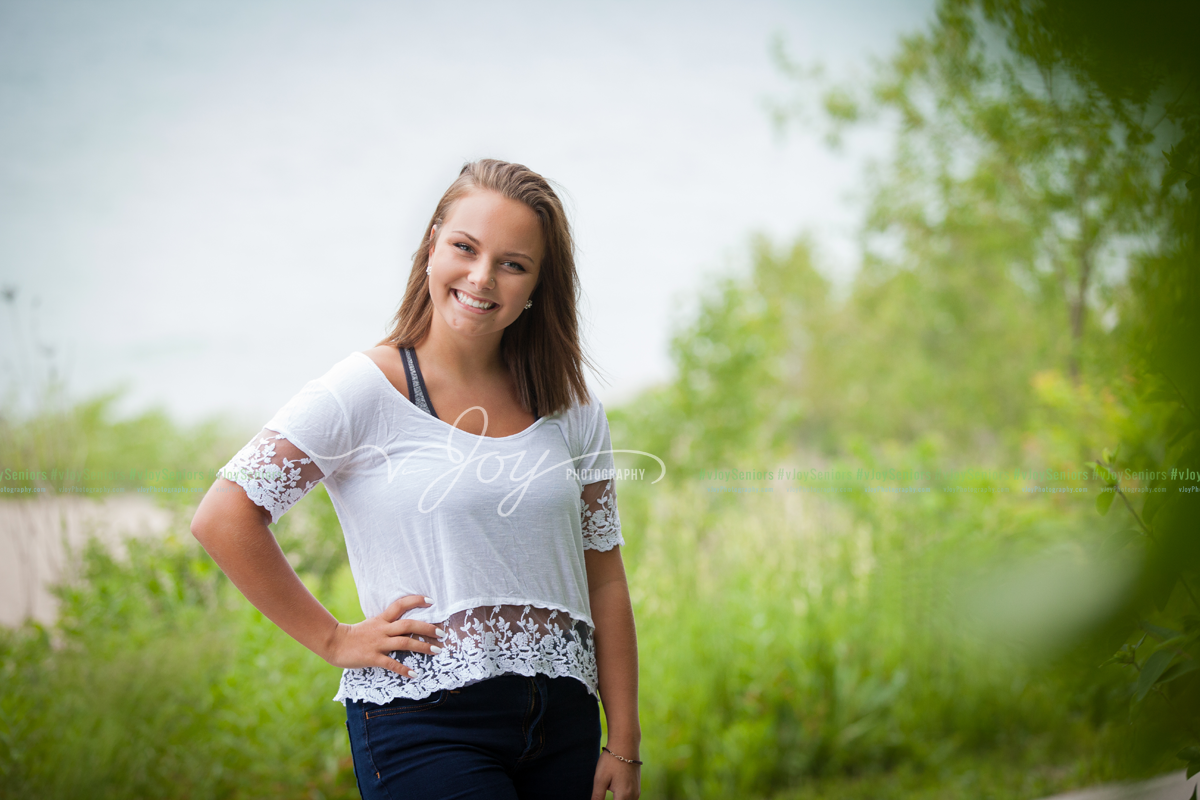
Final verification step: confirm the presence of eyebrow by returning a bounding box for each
[451,230,533,262]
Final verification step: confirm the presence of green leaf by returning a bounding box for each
[1142,485,1168,525]
[1153,634,1189,652]
[1152,575,1179,613]
[1141,620,1185,640]
[1157,660,1199,686]
[1096,489,1115,516]
[1167,430,1200,464]
[1099,527,1141,557]
[1100,644,1136,668]
[1179,746,1200,762]
[1188,763,1200,782]
[1145,385,1178,404]
[1166,408,1195,447]
[1102,447,1113,464]
[1092,463,1118,485]
[1134,649,1176,702]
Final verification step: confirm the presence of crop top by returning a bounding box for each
[217,350,624,705]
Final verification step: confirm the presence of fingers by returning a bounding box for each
[386,619,445,640]
[377,596,443,656]
[387,633,443,656]
[373,653,416,679]
[592,766,612,800]
[382,594,434,622]
[381,652,424,681]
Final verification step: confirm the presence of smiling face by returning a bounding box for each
[426,188,544,342]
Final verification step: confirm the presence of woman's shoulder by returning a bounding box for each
[573,385,607,415]
[358,345,410,402]
[544,383,598,418]
[551,384,610,443]
[288,349,396,414]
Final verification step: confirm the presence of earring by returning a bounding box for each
[524,300,533,309]
[426,265,431,275]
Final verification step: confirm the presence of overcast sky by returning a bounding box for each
[0,0,934,431]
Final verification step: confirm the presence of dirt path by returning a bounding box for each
[0,496,175,627]
[1038,771,1199,800]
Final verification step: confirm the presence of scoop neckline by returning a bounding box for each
[351,351,551,442]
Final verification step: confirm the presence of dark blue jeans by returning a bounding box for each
[345,674,602,800]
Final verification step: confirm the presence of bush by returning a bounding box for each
[0,491,361,800]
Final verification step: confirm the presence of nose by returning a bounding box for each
[467,259,495,290]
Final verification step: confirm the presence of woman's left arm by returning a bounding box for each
[586,545,641,800]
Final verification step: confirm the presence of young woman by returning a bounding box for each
[191,159,641,800]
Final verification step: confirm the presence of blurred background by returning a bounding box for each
[3,0,1200,798]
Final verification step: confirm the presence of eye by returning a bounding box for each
[455,242,474,254]
[503,261,526,272]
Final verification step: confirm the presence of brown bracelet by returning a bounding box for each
[602,746,643,766]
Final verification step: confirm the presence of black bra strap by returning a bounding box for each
[398,346,545,422]
[399,347,440,420]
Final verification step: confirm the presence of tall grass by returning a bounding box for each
[0,499,364,800]
[624,460,1127,799]
[1,440,1128,800]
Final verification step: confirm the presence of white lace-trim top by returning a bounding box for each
[218,352,624,704]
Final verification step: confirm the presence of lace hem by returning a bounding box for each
[218,430,324,525]
[332,604,598,705]
[581,478,624,551]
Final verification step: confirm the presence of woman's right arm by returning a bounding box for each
[190,472,442,676]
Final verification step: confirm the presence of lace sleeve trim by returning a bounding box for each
[581,478,623,552]
[218,429,325,525]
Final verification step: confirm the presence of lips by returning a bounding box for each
[452,288,498,312]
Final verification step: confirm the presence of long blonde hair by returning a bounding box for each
[376,159,595,418]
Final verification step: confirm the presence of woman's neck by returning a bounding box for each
[415,322,508,384]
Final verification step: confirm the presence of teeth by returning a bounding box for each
[455,290,495,310]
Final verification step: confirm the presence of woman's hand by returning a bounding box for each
[591,750,641,800]
[324,594,446,678]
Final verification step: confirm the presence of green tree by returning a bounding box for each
[968,0,1200,783]
[783,2,1160,381]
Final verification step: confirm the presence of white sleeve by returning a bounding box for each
[217,360,360,525]
[581,476,623,552]
[261,374,356,479]
[218,428,327,525]
[574,390,615,477]
[575,391,624,551]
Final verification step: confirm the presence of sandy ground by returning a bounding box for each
[0,495,175,627]
[1040,771,1200,800]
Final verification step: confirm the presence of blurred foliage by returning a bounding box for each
[0,491,360,800]
[611,0,1200,793]
[0,433,1124,800]
[971,0,1200,784]
[624,475,1136,798]
[0,390,242,506]
[1,284,244,506]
